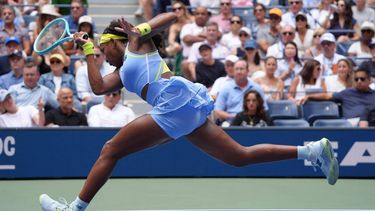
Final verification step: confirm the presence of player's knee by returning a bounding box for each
[100,139,123,160]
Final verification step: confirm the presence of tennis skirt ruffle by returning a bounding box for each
[146,76,214,139]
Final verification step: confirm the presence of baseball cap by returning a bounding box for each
[198,43,212,52]
[79,15,93,25]
[40,4,61,17]
[320,32,336,43]
[269,8,283,17]
[0,89,10,102]
[244,39,257,49]
[225,55,239,63]
[8,50,27,60]
[360,21,375,32]
[49,53,65,65]
[239,27,251,36]
[5,36,20,45]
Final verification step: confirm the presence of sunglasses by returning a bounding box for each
[172,7,182,12]
[282,32,294,36]
[354,77,367,82]
[269,15,281,21]
[313,34,322,38]
[296,17,306,22]
[290,1,301,5]
[361,29,374,33]
[220,2,231,6]
[239,32,248,37]
[321,41,333,46]
[106,92,120,97]
[230,20,241,24]
[50,60,62,64]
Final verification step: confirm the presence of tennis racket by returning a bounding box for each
[33,18,88,55]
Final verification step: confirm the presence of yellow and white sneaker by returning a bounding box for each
[40,194,72,211]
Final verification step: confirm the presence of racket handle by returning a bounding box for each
[82,33,89,40]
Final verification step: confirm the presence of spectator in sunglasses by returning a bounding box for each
[209,0,233,33]
[348,21,374,65]
[358,38,375,82]
[300,68,375,126]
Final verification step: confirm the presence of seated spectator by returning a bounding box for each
[64,0,93,34]
[257,8,282,57]
[314,32,346,76]
[325,58,354,93]
[190,0,220,15]
[358,38,375,80]
[305,27,326,58]
[32,46,71,75]
[300,68,375,126]
[0,89,45,127]
[220,15,243,50]
[243,39,264,79]
[0,50,26,89]
[230,26,251,58]
[195,44,226,89]
[359,105,375,127]
[0,5,31,56]
[254,56,284,101]
[209,0,233,33]
[88,90,135,127]
[8,61,58,109]
[4,36,22,54]
[231,90,271,127]
[266,24,296,59]
[325,0,360,43]
[281,0,316,29]
[250,3,269,40]
[348,21,374,65]
[214,59,266,124]
[45,87,87,126]
[275,41,303,89]
[210,55,238,100]
[288,59,326,102]
[31,4,61,44]
[310,0,335,27]
[52,0,88,16]
[352,0,375,26]
[184,22,229,81]
[76,47,115,104]
[294,12,314,58]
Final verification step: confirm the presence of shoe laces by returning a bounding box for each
[58,197,72,211]
[306,141,320,172]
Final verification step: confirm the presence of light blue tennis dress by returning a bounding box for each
[119,48,214,139]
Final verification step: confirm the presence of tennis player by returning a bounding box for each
[40,12,339,211]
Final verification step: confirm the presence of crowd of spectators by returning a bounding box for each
[0,0,374,128]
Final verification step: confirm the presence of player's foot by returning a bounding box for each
[307,138,339,185]
[40,194,72,211]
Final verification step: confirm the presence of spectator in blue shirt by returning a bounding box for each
[214,59,266,125]
[8,61,58,110]
[64,0,95,33]
[0,50,25,89]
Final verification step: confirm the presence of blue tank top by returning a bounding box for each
[119,47,171,98]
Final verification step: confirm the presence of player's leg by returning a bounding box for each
[40,114,172,211]
[186,119,338,184]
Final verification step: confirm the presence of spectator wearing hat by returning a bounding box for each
[230,26,252,58]
[266,24,296,59]
[87,89,135,127]
[352,0,375,26]
[209,0,233,34]
[281,0,316,30]
[210,55,239,100]
[32,4,61,44]
[220,16,244,50]
[0,5,31,56]
[314,32,346,76]
[0,50,26,89]
[0,36,22,76]
[64,0,93,34]
[184,22,229,82]
[0,89,45,127]
[243,39,264,79]
[348,21,375,65]
[195,44,226,88]
[257,8,282,57]
[8,61,59,110]
[293,12,314,58]
[358,38,375,82]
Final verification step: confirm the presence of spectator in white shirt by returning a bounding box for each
[281,0,316,30]
[352,0,375,26]
[88,90,135,127]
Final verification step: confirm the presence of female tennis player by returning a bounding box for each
[40,12,339,211]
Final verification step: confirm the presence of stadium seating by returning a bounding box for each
[302,101,340,125]
[268,100,300,120]
[273,119,310,127]
[313,119,352,128]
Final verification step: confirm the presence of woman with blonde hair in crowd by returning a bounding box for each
[305,27,326,58]
[325,58,353,93]
[31,4,60,43]
[310,0,335,27]
[288,59,327,103]
[254,56,284,101]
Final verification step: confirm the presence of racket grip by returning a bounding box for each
[82,33,89,40]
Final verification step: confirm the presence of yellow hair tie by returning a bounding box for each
[135,23,152,36]
[100,33,127,44]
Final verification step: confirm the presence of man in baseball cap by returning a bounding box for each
[0,50,26,89]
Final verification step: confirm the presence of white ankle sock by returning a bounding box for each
[71,197,88,211]
[297,145,309,160]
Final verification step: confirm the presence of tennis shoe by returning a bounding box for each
[40,194,72,211]
[307,138,339,185]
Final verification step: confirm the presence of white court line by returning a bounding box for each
[104,209,375,211]
[0,165,15,170]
